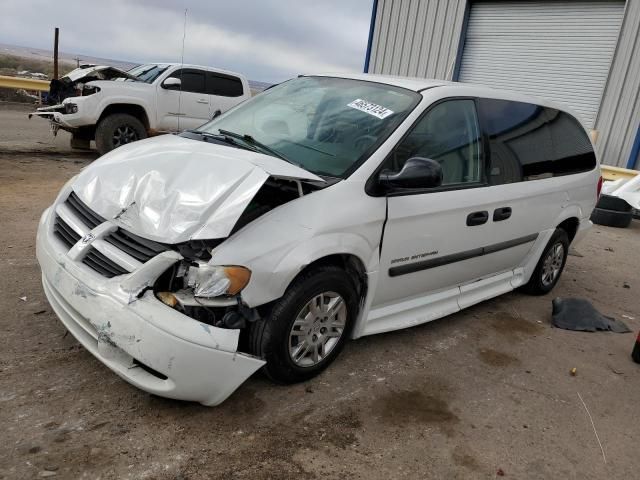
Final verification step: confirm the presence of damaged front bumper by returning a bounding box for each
[36,207,265,406]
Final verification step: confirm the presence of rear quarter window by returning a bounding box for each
[479,98,595,185]
[206,72,244,97]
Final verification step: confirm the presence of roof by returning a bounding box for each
[313,72,450,91]
[310,72,579,120]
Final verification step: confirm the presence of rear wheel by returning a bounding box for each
[521,229,569,295]
[249,265,358,384]
[95,113,146,155]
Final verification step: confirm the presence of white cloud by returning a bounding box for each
[0,0,372,82]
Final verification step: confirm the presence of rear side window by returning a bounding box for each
[206,72,244,97]
[479,98,595,184]
[167,69,206,94]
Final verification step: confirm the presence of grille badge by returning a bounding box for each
[81,232,96,244]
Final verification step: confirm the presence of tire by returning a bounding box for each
[595,194,632,213]
[521,229,569,296]
[95,113,146,155]
[590,207,633,228]
[249,265,358,384]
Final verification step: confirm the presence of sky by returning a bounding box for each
[0,0,373,83]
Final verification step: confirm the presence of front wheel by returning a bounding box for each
[95,113,147,155]
[521,229,569,295]
[249,265,358,384]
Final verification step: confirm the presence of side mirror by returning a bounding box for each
[379,157,443,190]
[162,77,181,89]
[211,109,222,119]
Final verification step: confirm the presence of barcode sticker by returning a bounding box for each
[347,99,394,119]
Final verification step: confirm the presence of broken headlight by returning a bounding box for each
[186,263,251,298]
[64,103,78,114]
[82,85,100,96]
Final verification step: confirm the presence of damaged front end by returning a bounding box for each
[36,134,325,405]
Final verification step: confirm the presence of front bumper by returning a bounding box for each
[36,207,264,406]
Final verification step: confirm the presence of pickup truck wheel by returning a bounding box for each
[249,265,358,384]
[520,229,569,296]
[95,113,146,155]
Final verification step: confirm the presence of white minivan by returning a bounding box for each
[36,74,601,405]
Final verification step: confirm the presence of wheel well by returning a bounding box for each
[98,104,150,131]
[557,217,579,243]
[294,254,368,304]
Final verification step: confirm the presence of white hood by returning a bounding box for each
[72,135,323,243]
[63,65,137,83]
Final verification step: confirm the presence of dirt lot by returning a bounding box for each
[1,104,639,479]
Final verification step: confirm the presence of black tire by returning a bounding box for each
[590,207,633,228]
[521,229,569,296]
[95,113,147,155]
[249,265,358,384]
[595,194,632,213]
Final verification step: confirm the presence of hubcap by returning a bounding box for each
[112,125,138,147]
[288,291,347,367]
[541,242,564,286]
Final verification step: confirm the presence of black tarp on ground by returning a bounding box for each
[551,297,631,333]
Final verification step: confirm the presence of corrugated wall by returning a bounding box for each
[367,0,640,168]
[595,0,640,168]
[367,0,467,80]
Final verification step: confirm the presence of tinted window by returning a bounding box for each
[167,69,206,94]
[386,99,483,186]
[207,72,244,97]
[479,98,595,184]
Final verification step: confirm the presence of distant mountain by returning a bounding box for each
[0,42,271,91]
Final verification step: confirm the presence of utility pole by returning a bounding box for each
[74,56,81,68]
[53,27,59,79]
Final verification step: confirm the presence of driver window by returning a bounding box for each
[387,99,483,186]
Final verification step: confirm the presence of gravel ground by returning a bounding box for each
[1,104,639,479]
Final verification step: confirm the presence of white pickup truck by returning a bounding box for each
[30,63,251,155]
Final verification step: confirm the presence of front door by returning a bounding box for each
[372,99,537,314]
[156,68,211,132]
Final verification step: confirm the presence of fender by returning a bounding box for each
[222,227,380,308]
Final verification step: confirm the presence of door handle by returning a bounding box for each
[466,211,489,226]
[493,207,512,222]
[197,99,208,104]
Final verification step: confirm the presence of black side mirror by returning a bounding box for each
[379,157,443,190]
[211,109,222,120]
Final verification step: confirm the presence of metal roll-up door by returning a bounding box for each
[458,1,625,127]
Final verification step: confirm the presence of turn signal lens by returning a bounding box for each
[596,175,603,199]
[223,266,252,295]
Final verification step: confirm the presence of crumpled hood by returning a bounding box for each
[63,65,137,83]
[72,135,323,243]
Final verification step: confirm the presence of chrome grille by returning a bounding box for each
[82,247,129,278]
[53,215,81,249]
[65,192,104,229]
[57,191,170,278]
[104,228,168,264]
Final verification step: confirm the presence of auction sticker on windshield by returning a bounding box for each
[347,99,394,119]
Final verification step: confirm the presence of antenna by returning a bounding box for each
[177,8,187,131]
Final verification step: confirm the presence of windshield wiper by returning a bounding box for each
[217,129,293,164]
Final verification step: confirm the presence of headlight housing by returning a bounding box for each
[186,264,251,298]
[64,103,78,114]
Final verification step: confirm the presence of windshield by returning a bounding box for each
[127,64,168,83]
[198,76,421,178]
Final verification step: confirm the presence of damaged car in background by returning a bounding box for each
[29,63,250,155]
[37,74,600,405]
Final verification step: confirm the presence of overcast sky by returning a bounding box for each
[0,0,373,83]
